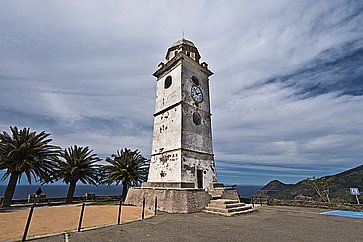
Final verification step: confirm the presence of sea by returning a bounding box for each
[0,184,262,200]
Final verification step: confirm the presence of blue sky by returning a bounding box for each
[0,0,362,185]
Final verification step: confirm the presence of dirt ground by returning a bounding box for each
[0,204,151,241]
[35,206,363,242]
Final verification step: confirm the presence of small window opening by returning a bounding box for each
[164,76,172,89]
[193,112,202,125]
[192,76,199,85]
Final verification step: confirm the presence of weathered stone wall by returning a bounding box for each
[154,64,182,114]
[181,103,213,153]
[179,60,215,189]
[148,150,182,183]
[219,188,240,201]
[148,63,183,183]
[181,150,216,188]
[151,106,182,154]
[125,187,211,213]
[181,61,213,155]
[181,60,211,114]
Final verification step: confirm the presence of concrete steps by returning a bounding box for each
[204,199,256,217]
[204,208,256,217]
[209,199,240,205]
[211,195,222,199]
[209,190,223,199]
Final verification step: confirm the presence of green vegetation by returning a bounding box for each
[101,148,149,199]
[0,127,60,207]
[256,165,363,204]
[0,126,148,207]
[54,145,101,203]
[302,176,333,204]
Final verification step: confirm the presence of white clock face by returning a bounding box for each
[191,85,203,103]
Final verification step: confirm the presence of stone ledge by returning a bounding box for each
[135,187,202,191]
[142,182,195,189]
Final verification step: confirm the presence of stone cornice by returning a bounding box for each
[151,147,214,156]
[153,53,213,79]
[153,101,212,117]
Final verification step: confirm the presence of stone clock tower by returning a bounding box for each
[125,39,239,213]
[144,38,216,189]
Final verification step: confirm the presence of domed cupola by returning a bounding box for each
[165,38,201,63]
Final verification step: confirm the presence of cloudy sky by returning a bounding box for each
[0,0,362,185]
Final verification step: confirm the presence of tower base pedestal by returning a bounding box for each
[125,187,211,213]
[125,184,241,213]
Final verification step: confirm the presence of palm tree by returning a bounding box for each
[101,148,149,199]
[0,126,60,207]
[54,145,101,203]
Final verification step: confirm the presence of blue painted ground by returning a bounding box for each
[320,210,363,219]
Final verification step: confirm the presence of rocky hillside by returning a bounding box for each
[255,165,363,202]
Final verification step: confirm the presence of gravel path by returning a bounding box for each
[36,206,363,242]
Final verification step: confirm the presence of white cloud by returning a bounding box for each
[0,0,362,184]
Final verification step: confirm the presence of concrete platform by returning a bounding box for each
[204,199,256,216]
[125,187,211,213]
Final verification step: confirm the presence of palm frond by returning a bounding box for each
[101,148,149,187]
[54,145,101,185]
[0,126,60,184]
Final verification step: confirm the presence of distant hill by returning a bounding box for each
[255,165,363,203]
